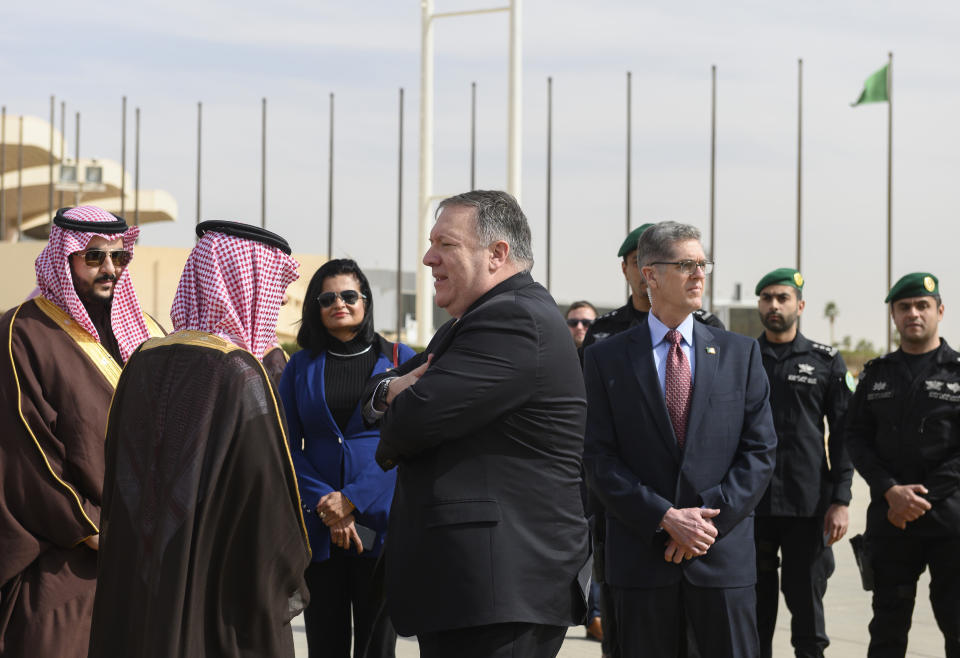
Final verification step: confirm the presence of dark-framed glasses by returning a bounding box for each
[75,249,132,268]
[317,290,366,308]
[566,318,594,328]
[648,259,714,275]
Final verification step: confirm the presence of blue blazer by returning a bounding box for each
[583,318,776,589]
[279,336,416,561]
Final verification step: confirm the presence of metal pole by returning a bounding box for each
[261,97,267,228]
[196,101,202,227]
[708,65,717,313]
[886,51,894,352]
[121,96,127,216]
[59,101,65,208]
[626,70,632,234]
[397,87,405,341]
[470,81,477,190]
[546,76,553,292]
[327,92,334,259]
[1,106,5,241]
[74,112,80,206]
[17,116,24,241]
[796,59,802,273]
[49,95,55,221]
[134,107,140,226]
[417,0,435,346]
[506,0,522,202]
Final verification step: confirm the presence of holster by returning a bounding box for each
[849,533,874,591]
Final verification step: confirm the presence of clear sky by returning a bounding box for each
[3,0,958,347]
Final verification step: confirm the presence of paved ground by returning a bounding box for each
[293,475,944,656]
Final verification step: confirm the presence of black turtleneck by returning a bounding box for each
[83,299,123,365]
[324,333,378,431]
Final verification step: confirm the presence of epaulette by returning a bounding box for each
[810,341,838,357]
[596,309,619,321]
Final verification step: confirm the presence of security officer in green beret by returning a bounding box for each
[581,224,723,352]
[846,272,960,657]
[753,268,854,658]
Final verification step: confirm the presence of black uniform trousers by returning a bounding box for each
[303,550,397,658]
[867,534,960,658]
[755,516,834,658]
[417,622,567,658]
[612,581,758,658]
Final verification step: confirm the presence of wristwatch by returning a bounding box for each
[375,377,396,409]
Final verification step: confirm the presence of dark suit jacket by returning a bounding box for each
[582,318,776,589]
[364,272,590,636]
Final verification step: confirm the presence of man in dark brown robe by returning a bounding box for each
[0,206,162,658]
[88,220,310,658]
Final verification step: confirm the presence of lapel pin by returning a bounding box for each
[705,346,716,355]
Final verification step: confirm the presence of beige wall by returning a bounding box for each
[0,243,327,344]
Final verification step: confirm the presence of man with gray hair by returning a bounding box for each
[363,190,591,658]
[583,221,776,657]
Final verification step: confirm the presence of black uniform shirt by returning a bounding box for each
[846,339,960,537]
[756,332,855,517]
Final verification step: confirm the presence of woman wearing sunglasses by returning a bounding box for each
[279,259,415,658]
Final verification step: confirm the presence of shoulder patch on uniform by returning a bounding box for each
[845,371,857,392]
[597,310,618,320]
[810,341,838,357]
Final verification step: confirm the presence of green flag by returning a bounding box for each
[852,64,889,106]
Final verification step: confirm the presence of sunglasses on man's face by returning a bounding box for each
[75,249,133,268]
[566,318,594,328]
[317,290,367,308]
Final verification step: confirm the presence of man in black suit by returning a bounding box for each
[583,221,777,658]
[362,190,590,658]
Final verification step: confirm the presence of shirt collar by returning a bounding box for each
[648,311,694,347]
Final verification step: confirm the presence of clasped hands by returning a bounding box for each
[660,506,720,564]
[317,492,363,554]
[884,484,931,530]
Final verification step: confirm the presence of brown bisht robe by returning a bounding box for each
[0,297,163,658]
[262,343,290,389]
[88,331,311,658]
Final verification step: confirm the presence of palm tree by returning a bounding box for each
[824,301,838,346]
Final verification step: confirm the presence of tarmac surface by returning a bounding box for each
[293,475,944,657]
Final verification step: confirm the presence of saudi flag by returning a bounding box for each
[852,64,889,106]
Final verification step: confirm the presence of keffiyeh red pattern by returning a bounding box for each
[34,206,149,363]
[170,230,299,360]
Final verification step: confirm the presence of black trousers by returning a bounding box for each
[867,534,960,658]
[417,622,567,658]
[755,516,834,658]
[303,551,397,658]
[612,581,759,658]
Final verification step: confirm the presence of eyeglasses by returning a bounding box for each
[648,259,714,275]
[317,290,367,308]
[566,318,594,328]
[74,249,132,268]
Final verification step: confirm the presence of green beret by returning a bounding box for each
[885,272,939,303]
[755,268,804,296]
[617,223,655,258]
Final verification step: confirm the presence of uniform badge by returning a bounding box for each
[705,346,716,354]
[925,380,944,392]
[923,276,936,292]
[872,381,887,392]
[845,371,856,392]
[798,363,815,375]
[793,272,804,287]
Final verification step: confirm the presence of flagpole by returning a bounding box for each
[886,51,893,352]
[709,64,717,313]
[796,58,802,273]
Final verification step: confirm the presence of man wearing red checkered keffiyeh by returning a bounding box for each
[88,222,310,658]
[0,206,164,658]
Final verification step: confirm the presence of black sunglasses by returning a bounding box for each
[75,249,132,268]
[566,318,594,328]
[317,290,367,308]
